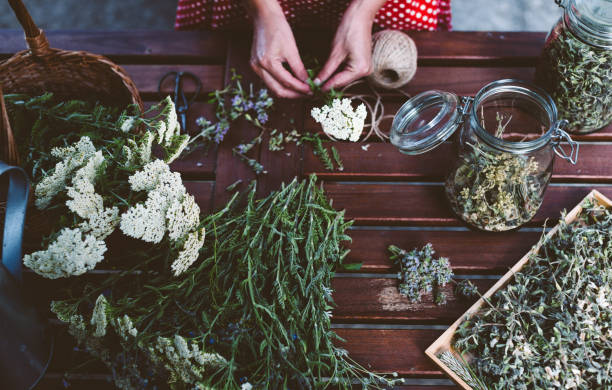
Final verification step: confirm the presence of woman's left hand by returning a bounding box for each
[315,0,384,91]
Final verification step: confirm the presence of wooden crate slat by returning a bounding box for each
[0,30,227,62]
[323,183,612,226]
[126,65,225,95]
[305,142,612,182]
[346,229,541,274]
[332,278,494,323]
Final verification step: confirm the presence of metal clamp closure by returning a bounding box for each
[457,96,474,126]
[552,120,579,165]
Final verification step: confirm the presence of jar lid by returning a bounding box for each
[568,0,612,43]
[390,90,464,155]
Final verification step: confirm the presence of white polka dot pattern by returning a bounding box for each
[175,0,452,31]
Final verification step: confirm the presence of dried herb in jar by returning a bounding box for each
[444,200,612,390]
[537,25,612,133]
[446,114,543,231]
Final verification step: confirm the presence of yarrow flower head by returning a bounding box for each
[91,294,108,337]
[171,227,206,276]
[311,98,367,142]
[23,228,107,279]
[35,136,97,209]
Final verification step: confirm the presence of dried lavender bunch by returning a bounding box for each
[450,200,612,389]
[537,24,612,133]
[446,114,544,231]
[388,244,453,304]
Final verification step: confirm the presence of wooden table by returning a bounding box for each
[2,29,612,389]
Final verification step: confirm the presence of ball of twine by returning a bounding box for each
[368,30,418,90]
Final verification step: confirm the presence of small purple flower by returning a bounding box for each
[236,144,248,154]
[258,88,269,99]
[62,378,70,388]
[208,337,215,345]
[292,333,298,341]
[244,100,255,111]
[257,112,268,124]
[231,95,243,107]
[214,121,230,144]
[196,116,211,127]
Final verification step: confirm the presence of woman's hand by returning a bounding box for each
[315,0,386,91]
[248,0,311,98]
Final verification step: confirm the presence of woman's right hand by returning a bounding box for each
[248,1,311,98]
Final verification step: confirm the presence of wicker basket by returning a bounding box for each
[0,0,144,244]
[0,0,143,164]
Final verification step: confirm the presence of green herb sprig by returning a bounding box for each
[52,176,400,389]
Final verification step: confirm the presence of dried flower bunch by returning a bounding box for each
[52,176,401,389]
[446,114,544,231]
[537,25,612,133]
[388,244,453,305]
[6,93,202,278]
[445,200,612,389]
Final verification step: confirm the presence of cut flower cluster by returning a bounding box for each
[311,98,367,142]
[23,97,204,279]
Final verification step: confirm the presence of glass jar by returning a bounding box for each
[536,0,612,133]
[390,79,579,232]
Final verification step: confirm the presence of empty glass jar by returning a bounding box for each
[390,79,579,232]
[536,0,612,133]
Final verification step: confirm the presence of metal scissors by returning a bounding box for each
[158,71,202,133]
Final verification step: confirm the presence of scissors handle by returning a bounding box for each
[158,71,202,133]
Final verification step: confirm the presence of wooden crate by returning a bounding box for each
[425,189,612,389]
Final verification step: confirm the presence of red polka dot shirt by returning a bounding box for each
[175,0,452,31]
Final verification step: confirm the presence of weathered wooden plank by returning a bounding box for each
[256,101,304,197]
[337,328,444,377]
[0,30,228,62]
[126,65,225,95]
[411,32,545,64]
[332,278,494,323]
[305,142,612,183]
[323,183,612,226]
[346,228,541,274]
[212,34,261,209]
[46,321,449,379]
[295,31,546,64]
[184,181,215,213]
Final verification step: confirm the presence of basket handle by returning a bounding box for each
[0,85,20,166]
[8,0,50,55]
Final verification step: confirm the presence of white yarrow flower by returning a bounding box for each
[91,294,108,337]
[120,116,136,133]
[166,194,200,241]
[115,314,138,340]
[311,98,367,142]
[241,383,253,390]
[23,228,107,279]
[79,206,120,240]
[35,136,97,209]
[171,228,205,276]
